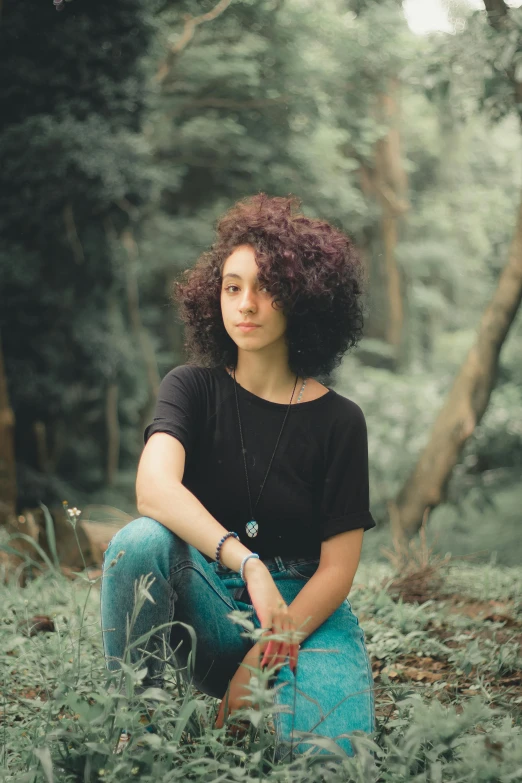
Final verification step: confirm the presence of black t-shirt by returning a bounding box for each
[143,364,376,559]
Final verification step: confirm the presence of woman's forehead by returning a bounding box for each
[222,245,259,275]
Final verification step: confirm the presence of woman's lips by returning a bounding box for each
[237,325,260,332]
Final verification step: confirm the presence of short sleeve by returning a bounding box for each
[143,365,202,460]
[320,403,376,540]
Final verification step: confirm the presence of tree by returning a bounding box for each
[0,0,157,574]
[144,0,418,374]
[391,0,522,539]
[0,336,16,524]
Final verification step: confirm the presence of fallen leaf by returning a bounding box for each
[17,615,55,637]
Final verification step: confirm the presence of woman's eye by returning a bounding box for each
[223,284,270,293]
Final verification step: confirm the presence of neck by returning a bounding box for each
[229,350,300,404]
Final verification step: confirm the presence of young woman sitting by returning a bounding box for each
[100,193,376,761]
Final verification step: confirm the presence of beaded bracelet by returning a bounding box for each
[215,531,240,565]
[240,552,260,583]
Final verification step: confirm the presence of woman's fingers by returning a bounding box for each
[261,617,283,669]
[260,633,275,669]
[260,612,298,671]
[275,617,291,667]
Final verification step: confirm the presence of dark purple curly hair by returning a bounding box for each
[173,193,366,378]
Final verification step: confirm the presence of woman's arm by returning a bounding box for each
[285,528,364,644]
[138,432,303,672]
[136,432,261,576]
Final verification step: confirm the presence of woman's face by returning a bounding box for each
[220,244,287,355]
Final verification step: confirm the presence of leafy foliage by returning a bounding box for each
[1,526,521,781]
[0,0,159,503]
[0,0,521,564]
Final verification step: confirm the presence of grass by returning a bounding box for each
[1,517,521,782]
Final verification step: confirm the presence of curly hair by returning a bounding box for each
[172,193,366,378]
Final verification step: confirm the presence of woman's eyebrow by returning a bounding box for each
[222,272,259,281]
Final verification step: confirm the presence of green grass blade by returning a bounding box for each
[0,542,45,571]
[1,533,59,574]
[40,503,61,571]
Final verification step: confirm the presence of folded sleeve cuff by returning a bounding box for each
[321,510,376,541]
[143,423,190,455]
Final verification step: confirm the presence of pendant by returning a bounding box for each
[245,519,258,538]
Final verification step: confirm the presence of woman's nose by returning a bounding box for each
[239,289,256,311]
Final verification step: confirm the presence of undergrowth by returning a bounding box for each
[0,507,521,782]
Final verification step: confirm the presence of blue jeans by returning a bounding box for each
[100,516,375,760]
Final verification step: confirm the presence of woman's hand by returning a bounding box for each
[242,560,301,674]
[214,644,261,736]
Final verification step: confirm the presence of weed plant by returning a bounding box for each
[1,507,521,782]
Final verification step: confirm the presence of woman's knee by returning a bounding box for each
[104,516,177,571]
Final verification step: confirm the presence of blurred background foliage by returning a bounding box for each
[0,0,521,565]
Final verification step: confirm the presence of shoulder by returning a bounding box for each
[158,364,218,400]
[325,389,368,435]
[161,363,214,385]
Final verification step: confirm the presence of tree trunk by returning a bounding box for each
[106,382,120,487]
[33,420,51,475]
[0,334,17,524]
[374,85,409,350]
[391,188,522,539]
[121,228,160,433]
[359,80,409,356]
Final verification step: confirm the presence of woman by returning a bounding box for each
[100,193,376,761]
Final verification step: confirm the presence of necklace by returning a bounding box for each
[229,367,307,538]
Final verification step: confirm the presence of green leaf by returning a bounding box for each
[1,534,58,573]
[65,692,104,722]
[40,503,61,571]
[171,699,200,744]
[32,746,54,783]
[138,687,173,702]
[84,742,111,756]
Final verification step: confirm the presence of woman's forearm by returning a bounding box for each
[137,480,260,576]
[240,566,354,671]
[285,566,354,645]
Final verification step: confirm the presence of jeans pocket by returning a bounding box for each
[283,559,320,580]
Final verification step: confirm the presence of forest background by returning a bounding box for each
[1,0,522,573]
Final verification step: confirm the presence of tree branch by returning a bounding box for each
[164,95,290,109]
[156,0,234,85]
[483,0,509,31]
[483,0,522,114]
[63,203,84,265]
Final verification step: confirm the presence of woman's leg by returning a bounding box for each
[100,516,253,699]
[225,559,375,762]
[270,579,375,761]
[100,528,374,758]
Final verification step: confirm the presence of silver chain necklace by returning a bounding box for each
[229,367,307,538]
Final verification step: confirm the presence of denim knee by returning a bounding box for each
[104,516,176,577]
